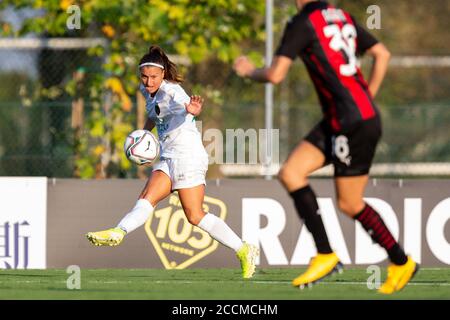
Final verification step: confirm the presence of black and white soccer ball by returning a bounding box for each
[124,129,160,166]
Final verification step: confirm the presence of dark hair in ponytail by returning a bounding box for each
[139,45,183,83]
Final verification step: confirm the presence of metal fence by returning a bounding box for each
[0,41,100,177]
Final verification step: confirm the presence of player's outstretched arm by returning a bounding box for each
[233,55,292,84]
[366,43,391,98]
[185,95,204,116]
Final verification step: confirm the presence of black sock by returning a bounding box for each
[354,204,408,265]
[289,185,333,254]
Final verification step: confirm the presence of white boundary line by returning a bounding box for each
[0,38,191,65]
[220,163,450,177]
[252,280,450,287]
[2,280,449,288]
[390,56,450,68]
[0,38,107,49]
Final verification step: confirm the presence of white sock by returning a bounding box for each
[197,213,243,252]
[117,199,154,234]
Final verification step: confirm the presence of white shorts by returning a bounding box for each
[152,156,208,190]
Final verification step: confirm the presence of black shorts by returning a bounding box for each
[304,117,382,177]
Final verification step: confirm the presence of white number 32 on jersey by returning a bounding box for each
[324,23,358,76]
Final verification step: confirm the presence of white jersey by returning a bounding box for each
[139,80,207,159]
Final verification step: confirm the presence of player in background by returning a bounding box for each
[87,45,259,279]
[234,0,418,293]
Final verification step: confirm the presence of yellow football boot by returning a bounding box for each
[86,227,126,247]
[236,243,259,279]
[378,256,419,294]
[292,252,343,289]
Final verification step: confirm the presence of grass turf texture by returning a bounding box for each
[0,268,449,300]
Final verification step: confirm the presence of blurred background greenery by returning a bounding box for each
[0,0,449,178]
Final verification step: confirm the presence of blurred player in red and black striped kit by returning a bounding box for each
[234,0,418,294]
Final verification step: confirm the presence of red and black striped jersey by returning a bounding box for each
[276,1,379,132]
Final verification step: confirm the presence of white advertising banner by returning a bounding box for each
[0,177,47,269]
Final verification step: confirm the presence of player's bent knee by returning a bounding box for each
[185,210,205,226]
[277,166,287,182]
[278,165,294,183]
[337,198,363,216]
[278,165,308,189]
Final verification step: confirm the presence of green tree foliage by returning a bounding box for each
[0,0,265,178]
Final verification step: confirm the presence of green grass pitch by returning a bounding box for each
[0,267,449,300]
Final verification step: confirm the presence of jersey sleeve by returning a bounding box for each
[169,85,190,115]
[275,14,313,60]
[352,16,379,55]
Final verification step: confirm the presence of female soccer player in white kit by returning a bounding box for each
[87,45,258,278]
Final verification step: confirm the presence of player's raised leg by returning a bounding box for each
[278,140,342,288]
[335,176,419,294]
[86,170,171,246]
[178,184,259,279]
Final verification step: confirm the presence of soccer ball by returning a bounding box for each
[124,129,160,166]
